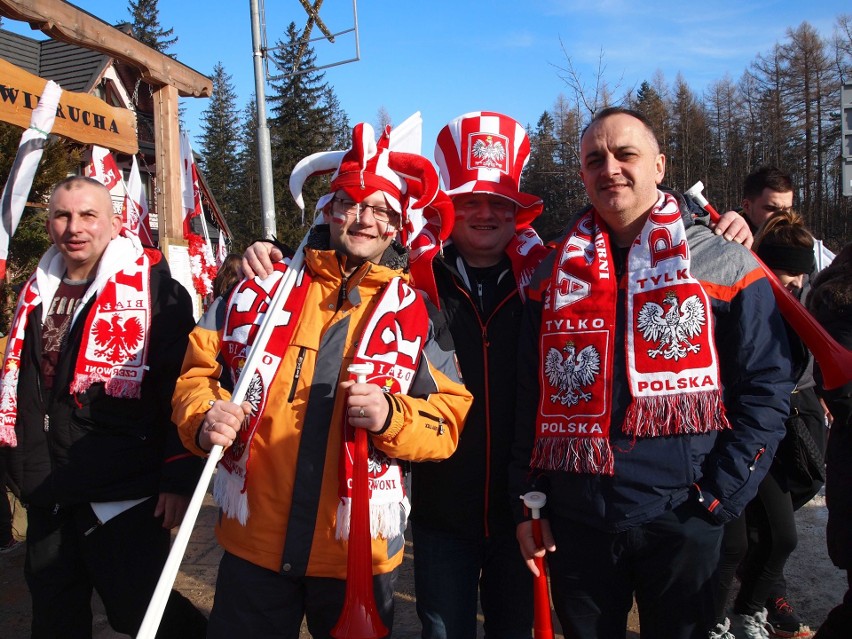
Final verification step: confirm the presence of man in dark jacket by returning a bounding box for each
[409,111,549,639]
[510,108,793,639]
[0,176,206,638]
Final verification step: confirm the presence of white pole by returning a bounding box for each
[138,223,315,638]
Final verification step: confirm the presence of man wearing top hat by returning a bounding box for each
[409,112,550,639]
[243,112,550,639]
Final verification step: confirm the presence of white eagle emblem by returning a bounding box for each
[544,341,600,406]
[471,136,506,168]
[636,291,706,361]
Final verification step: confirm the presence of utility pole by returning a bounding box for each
[249,0,277,238]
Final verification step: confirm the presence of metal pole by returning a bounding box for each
[250,0,277,238]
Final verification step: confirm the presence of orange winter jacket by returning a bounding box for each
[172,245,472,578]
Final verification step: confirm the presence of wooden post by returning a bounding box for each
[153,84,183,243]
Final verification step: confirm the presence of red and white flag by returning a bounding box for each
[179,132,217,297]
[122,156,155,245]
[0,80,63,281]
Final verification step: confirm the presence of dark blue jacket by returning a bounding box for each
[510,192,794,531]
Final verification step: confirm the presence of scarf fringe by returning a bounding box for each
[335,497,406,541]
[531,436,615,476]
[623,390,729,437]
[213,467,250,525]
[69,376,143,399]
[0,424,16,447]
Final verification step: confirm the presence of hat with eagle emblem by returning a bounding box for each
[434,111,543,227]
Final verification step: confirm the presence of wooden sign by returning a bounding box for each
[0,58,138,154]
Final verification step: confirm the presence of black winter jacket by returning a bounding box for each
[6,248,201,508]
[410,246,523,540]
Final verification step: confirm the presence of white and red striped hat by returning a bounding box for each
[434,111,542,227]
[289,119,449,248]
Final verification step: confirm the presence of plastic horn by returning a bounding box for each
[137,225,316,639]
[331,363,389,639]
[522,491,554,639]
[685,182,852,390]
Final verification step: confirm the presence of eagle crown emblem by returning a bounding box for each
[544,341,601,407]
[471,136,507,169]
[636,292,706,361]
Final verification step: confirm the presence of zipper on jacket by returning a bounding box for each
[287,347,306,403]
[749,446,766,471]
[336,275,349,310]
[418,410,445,435]
[452,276,518,539]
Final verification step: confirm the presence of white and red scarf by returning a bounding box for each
[335,276,428,540]
[217,261,428,541]
[216,260,312,525]
[533,192,729,475]
[0,236,152,447]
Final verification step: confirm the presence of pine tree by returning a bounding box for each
[231,98,262,251]
[197,63,240,226]
[266,22,348,247]
[127,0,177,53]
[524,111,565,241]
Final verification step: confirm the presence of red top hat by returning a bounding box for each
[434,111,543,227]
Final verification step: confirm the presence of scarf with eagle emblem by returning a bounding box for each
[0,236,152,447]
[532,192,729,475]
[217,260,428,542]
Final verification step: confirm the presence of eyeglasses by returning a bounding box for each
[332,196,398,224]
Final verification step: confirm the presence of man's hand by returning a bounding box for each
[155,492,191,530]
[242,241,284,279]
[198,399,252,451]
[712,211,754,248]
[516,519,556,577]
[340,380,391,433]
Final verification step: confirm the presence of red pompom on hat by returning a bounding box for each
[434,111,543,228]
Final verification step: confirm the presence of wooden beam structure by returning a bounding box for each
[0,0,212,245]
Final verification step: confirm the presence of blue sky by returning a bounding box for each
[3,1,851,158]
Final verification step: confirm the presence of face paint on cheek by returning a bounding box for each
[330,210,347,224]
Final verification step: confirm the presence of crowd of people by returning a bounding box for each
[0,106,848,639]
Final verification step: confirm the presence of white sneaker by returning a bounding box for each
[709,617,736,639]
[730,608,771,639]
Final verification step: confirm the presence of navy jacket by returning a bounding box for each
[510,192,794,531]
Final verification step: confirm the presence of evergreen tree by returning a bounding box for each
[231,98,262,251]
[197,63,240,224]
[127,0,177,53]
[524,111,565,241]
[266,22,348,247]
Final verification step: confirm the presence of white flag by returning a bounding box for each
[0,80,63,279]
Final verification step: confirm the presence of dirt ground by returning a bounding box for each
[0,489,846,638]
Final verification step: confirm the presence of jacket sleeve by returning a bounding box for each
[696,273,794,523]
[171,297,233,458]
[149,266,205,495]
[370,298,472,462]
